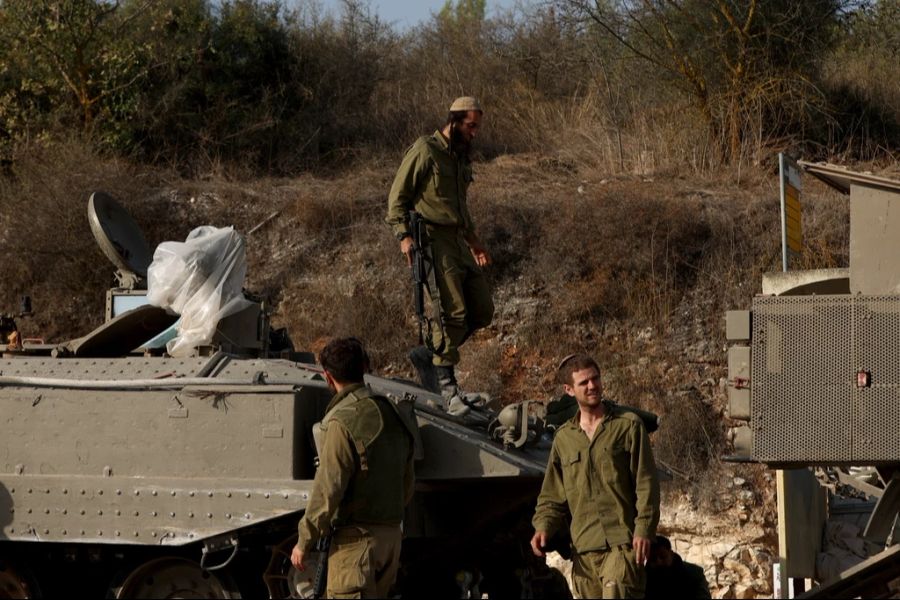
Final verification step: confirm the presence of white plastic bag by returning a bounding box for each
[147,226,253,357]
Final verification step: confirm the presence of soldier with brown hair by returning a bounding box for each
[530,353,660,598]
[291,337,415,598]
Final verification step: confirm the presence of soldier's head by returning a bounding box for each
[318,337,370,389]
[649,535,675,568]
[558,353,603,409]
[444,96,483,153]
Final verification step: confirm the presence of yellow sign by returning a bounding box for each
[780,153,803,271]
[785,183,802,253]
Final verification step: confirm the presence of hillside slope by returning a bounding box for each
[2,146,867,596]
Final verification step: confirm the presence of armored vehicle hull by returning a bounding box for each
[0,192,559,598]
[0,354,552,597]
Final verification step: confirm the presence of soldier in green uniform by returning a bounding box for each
[530,354,660,599]
[291,338,415,598]
[386,96,494,416]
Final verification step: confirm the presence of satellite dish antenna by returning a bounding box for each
[87,191,152,289]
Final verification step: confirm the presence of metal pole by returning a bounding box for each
[779,152,788,272]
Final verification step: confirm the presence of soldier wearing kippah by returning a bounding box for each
[386,97,494,416]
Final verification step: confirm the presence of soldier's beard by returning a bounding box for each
[450,127,471,156]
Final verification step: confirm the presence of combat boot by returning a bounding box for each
[408,346,440,393]
[435,365,470,417]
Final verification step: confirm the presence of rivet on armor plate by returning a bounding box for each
[170,512,175,517]
[152,490,158,496]
[189,491,195,497]
[208,492,214,497]
[171,491,177,496]
[265,493,270,498]
[188,512,194,518]
[245,492,251,498]
[151,511,157,517]
[115,510,121,516]
[151,532,157,537]
[207,513,213,518]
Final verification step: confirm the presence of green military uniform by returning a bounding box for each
[533,401,660,599]
[297,383,415,598]
[386,131,493,367]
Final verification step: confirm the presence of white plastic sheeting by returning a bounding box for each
[147,226,252,357]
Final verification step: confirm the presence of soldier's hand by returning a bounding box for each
[468,240,492,267]
[290,544,306,571]
[400,237,415,267]
[530,530,548,557]
[633,535,652,567]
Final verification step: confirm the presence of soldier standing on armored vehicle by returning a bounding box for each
[386,96,494,416]
[530,354,660,599]
[291,338,415,598]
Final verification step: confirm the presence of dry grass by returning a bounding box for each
[1,138,864,489]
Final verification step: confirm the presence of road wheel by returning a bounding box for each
[110,557,239,599]
[0,560,40,599]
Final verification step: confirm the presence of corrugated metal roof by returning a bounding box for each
[797,161,900,195]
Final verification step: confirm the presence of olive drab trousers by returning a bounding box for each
[425,224,493,367]
[572,545,646,599]
[326,524,403,598]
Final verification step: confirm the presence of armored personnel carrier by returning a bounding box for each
[0,193,560,598]
[725,163,900,598]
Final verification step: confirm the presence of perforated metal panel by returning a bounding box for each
[751,295,900,464]
[853,298,900,461]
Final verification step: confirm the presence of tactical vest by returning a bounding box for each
[319,385,414,526]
